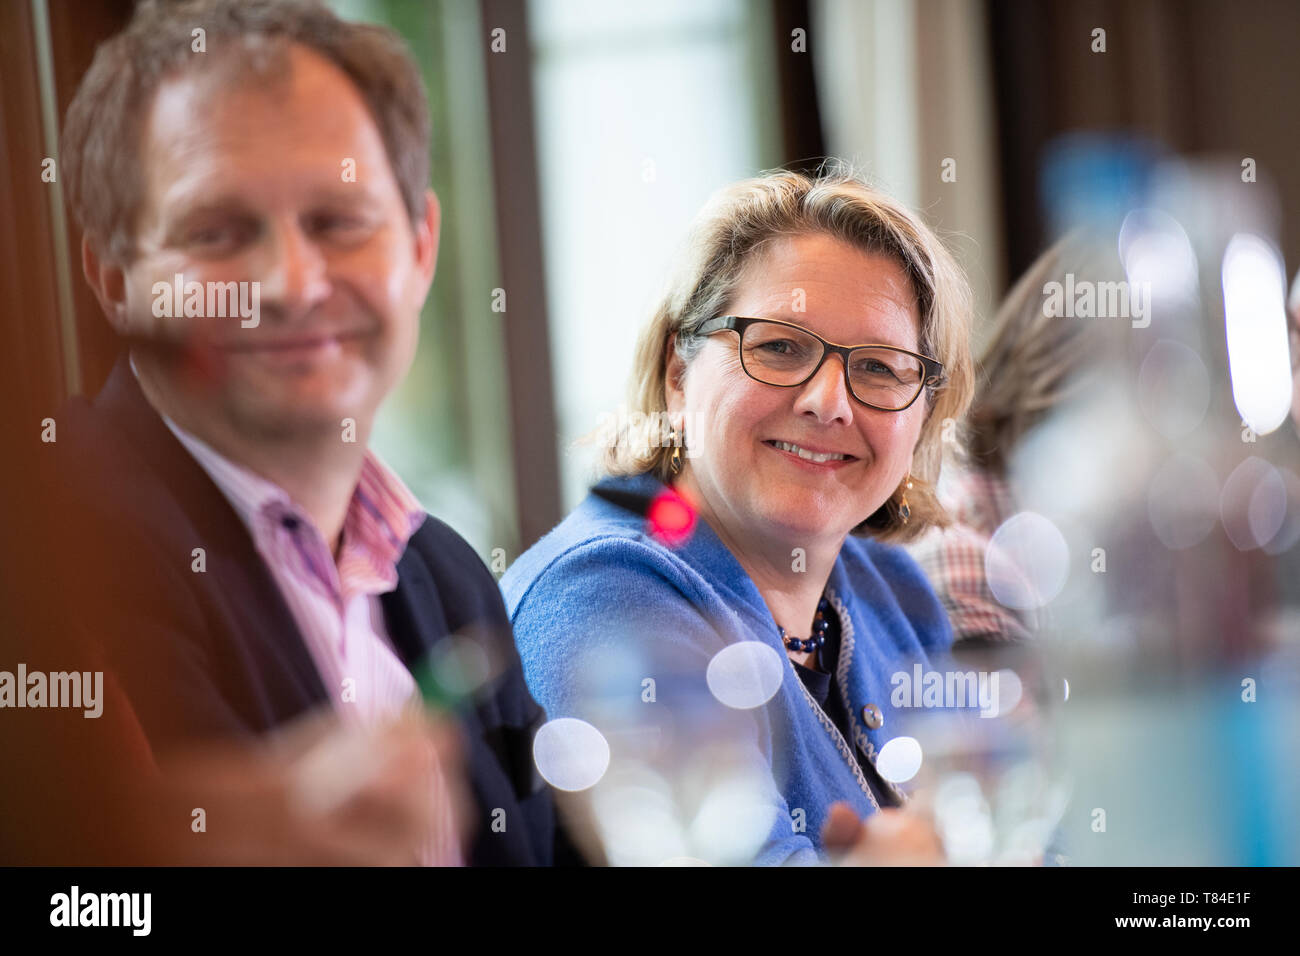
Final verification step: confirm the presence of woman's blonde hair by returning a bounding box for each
[603,165,975,543]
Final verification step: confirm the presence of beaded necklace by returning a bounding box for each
[778,595,830,654]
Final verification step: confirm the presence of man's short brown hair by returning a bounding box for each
[61,0,431,264]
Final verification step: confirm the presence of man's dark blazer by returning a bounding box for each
[54,354,565,865]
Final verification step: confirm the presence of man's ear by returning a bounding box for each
[412,188,440,302]
[664,331,687,418]
[81,235,131,334]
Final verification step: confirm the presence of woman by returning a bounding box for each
[503,167,974,865]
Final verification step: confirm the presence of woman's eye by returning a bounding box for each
[760,339,798,353]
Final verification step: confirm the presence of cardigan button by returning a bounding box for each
[861,703,883,730]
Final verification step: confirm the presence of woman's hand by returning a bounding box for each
[821,800,946,866]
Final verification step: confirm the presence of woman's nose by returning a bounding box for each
[793,354,855,424]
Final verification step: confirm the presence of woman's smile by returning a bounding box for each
[762,438,861,469]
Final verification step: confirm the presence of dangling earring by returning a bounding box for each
[668,426,685,475]
[898,474,914,523]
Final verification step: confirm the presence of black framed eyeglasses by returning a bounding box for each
[693,316,946,412]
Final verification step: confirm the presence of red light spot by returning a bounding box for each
[180,340,229,388]
[646,489,696,548]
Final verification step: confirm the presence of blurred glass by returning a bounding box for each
[979,141,1300,863]
[885,643,1071,866]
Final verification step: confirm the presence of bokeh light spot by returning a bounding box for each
[705,641,785,710]
[985,512,1070,610]
[646,489,696,548]
[876,735,923,784]
[533,717,610,792]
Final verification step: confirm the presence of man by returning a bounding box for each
[52,0,564,865]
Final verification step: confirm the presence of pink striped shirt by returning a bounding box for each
[149,394,462,865]
[164,419,426,724]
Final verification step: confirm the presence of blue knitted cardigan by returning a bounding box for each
[502,472,952,865]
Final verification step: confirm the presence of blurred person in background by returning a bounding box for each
[908,237,1102,644]
[503,167,973,864]
[32,0,567,865]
